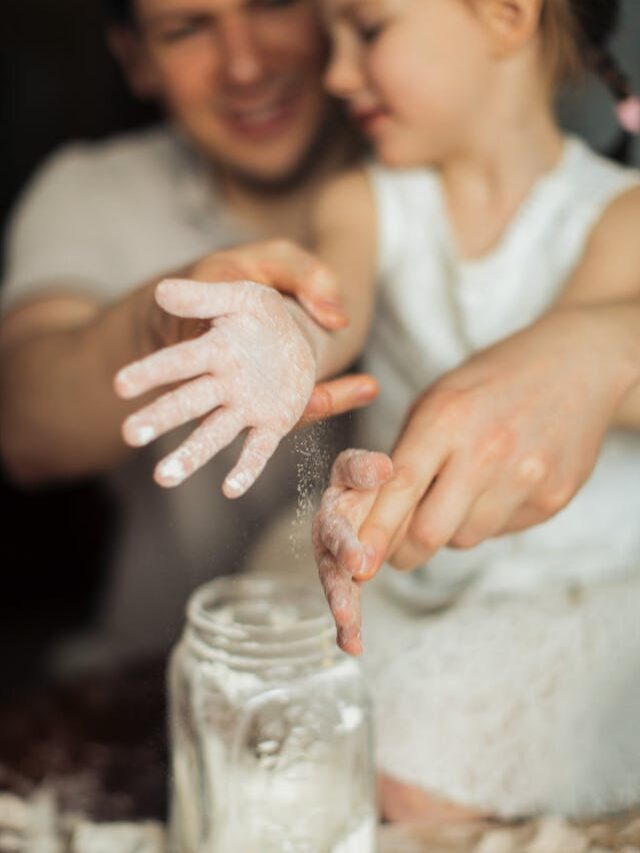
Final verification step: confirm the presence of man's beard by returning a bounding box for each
[216,102,354,197]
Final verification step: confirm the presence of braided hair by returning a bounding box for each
[568,0,640,134]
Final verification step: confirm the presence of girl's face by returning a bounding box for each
[323,0,495,166]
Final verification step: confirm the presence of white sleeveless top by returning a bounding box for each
[363,137,640,605]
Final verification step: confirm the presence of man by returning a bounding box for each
[0,0,374,673]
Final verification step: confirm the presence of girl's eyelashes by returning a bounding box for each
[357,21,385,42]
[254,0,302,8]
[352,6,390,43]
[346,10,388,43]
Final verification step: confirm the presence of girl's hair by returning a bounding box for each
[544,0,617,81]
[544,0,639,134]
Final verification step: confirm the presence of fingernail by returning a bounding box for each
[157,456,186,486]
[114,369,133,397]
[223,470,252,498]
[131,424,156,447]
[356,381,378,401]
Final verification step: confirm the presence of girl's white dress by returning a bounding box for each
[361,137,640,817]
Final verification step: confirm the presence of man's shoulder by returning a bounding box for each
[9,124,190,230]
[38,125,179,186]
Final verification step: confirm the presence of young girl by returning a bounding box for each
[116,0,640,819]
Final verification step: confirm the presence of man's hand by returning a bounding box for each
[354,306,634,574]
[313,306,639,654]
[300,373,379,427]
[148,239,349,350]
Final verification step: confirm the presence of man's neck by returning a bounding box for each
[215,125,362,249]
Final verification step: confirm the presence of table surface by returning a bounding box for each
[1,661,639,852]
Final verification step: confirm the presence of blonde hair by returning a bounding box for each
[489,0,626,95]
[541,0,636,113]
[462,0,604,86]
[539,0,583,84]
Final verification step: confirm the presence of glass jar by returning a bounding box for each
[168,575,377,853]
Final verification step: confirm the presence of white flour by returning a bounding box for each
[290,424,332,561]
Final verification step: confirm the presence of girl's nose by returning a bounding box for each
[219,15,264,85]
[324,39,363,99]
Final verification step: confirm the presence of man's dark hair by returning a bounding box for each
[106,0,134,25]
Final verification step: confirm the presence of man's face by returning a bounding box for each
[131,0,330,186]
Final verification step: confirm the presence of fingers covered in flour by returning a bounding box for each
[317,551,363,656]
[330,448,394,490]
[117,279,317,492]
[122,376,225,447]
[222,427,281,499]
[154,409,243,487]
[313,448,393,655]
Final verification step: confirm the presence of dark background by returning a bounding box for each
[1,0,157,693]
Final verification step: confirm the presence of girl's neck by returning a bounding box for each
[439,84,564,260]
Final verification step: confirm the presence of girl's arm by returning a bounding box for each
[282,169,378,378]
[114,170,379,496]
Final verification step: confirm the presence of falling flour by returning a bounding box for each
[289,423,333,562]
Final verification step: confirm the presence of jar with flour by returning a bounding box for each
[168,575,377,852]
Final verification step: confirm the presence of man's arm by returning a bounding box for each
[0,284,158,484]
[554,184,640,427]
[0,219,377,486]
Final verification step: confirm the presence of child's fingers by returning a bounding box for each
[222,427,280,499]
[154,409,242,487]
[315,497,370,574]
[122,376,225,447]
[329,449,394,490]
[115,338,211,399]
[318,553,363,656]
[155,278,257,319]
[337,618,363,657]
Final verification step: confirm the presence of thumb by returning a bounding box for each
[246,249,347,330]
[295,266,349,331]
[298,374,379,426]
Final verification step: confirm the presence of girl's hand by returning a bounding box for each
[115,279,317,497]
[356,307,632,573]
[313,449,393,655]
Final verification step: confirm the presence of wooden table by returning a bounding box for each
[1,662,639,852]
